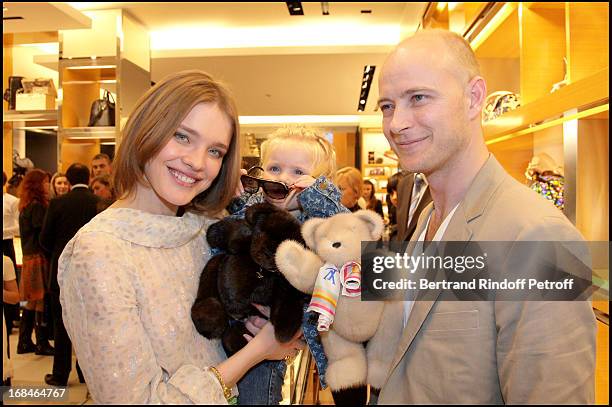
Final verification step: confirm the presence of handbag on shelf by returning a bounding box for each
[87,89,116,127]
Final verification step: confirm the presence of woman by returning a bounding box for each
[336,166,364,212]
[58,70,303,404]
[89,174,115,212]
[17,169,54,356]
[362,179,384,218]
[49,172,69,199]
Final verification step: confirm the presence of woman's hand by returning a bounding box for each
[243,303,305,361]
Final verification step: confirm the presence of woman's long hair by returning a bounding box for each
[18,169,50,212]
[363,179,378,210]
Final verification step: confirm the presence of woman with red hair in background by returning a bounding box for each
[16,169,54,356]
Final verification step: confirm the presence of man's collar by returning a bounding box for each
[71,184,89,189]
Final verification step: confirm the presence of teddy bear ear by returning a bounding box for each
[301,217,326,249]
[354,209,385,240]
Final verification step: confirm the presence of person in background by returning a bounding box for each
[16,169,54,356]
[40,163,100,387]
[362,179,384,218]
[335,167,364,212]
[58,70,303,404]
[375,28,596,404]
[3,255,20,386]
[3,171,20,335]
[49,172,70,199]
[90,153,112,178]
[89,174,116,212]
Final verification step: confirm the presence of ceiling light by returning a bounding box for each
[321,2,329,15]
[150,24,400,50]
[436,2,447,12]
[358,65,376,112]
[448,2,461,11]
[286,2,304,15]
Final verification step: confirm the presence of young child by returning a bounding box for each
[226,126,348,405]
[229,126,346,222]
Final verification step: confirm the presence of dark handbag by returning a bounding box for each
[3,76,24,110]
[87,89,115,126]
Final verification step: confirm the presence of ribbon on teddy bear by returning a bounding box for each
[306,261,361,332]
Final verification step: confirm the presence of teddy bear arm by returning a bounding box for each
[275,240,322,294]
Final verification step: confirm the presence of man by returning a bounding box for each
[375,29,596,404]
[91,153,112,178]
[40,163,100,386]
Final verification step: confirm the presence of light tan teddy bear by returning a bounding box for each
[275,210,402,405]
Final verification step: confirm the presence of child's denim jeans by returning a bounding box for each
[237,360,287,405]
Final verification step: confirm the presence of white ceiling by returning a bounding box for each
[3,2,91,33]
[4,2,428,131]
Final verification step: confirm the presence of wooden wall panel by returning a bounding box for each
[576,118,609,241]
[567,2,609,83]
[487,134,534,183]
[520,6,566,104]
[60,140,100,174]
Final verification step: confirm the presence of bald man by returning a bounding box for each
[374,29,596,404]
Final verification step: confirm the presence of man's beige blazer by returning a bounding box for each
[377,154,597,404]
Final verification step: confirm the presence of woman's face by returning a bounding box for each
[362,183,373,200]
[54,176,70,196]
[337,178,359,209]
[92,181,113,200]
[139,102,232,215]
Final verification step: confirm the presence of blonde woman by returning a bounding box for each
[49,172,69,199]
[58,71,303,404]
[336,166,365,212]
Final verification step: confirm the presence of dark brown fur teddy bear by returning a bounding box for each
[191,202,308,356]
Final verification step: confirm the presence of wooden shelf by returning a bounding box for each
[483,67,609,141]
[61,126,117,139]
[3,109,57,122]
[363,163,397,167]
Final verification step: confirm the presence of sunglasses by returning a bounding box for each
[241,166,292,200]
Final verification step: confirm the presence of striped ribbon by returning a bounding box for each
[307,261,362,332]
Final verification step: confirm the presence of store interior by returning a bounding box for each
[3,2,609,405]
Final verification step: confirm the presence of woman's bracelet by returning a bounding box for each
[209,366,237,405]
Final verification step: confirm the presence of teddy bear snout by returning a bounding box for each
[332,242,342,248]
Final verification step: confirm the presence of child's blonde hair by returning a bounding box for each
[260,126,337,180]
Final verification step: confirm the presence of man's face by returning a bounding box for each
[378,41,472,176]
[91,158,111,177]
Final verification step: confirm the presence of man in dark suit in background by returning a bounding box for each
[40,163,100,386]
[395,172,432,241]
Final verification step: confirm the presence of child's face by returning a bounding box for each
[262,143,315,208]
[263,143,314,186]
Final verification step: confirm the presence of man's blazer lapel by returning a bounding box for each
[396,174,414,242]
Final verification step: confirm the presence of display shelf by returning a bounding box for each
[3,109,58,122]
[60,126,117,139]
[483,68,609,142]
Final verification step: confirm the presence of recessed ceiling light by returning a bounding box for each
[286,2,304,15]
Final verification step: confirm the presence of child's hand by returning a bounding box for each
[290,175,316,191]
[234,168,247,197]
